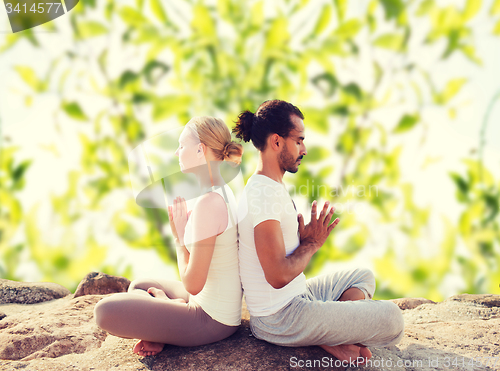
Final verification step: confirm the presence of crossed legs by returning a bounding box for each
[319,287,372,364]
[249,268,404,365]
[94,278,237,356]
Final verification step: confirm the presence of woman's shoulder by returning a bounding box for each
[193,190,227,215]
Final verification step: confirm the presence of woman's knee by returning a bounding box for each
[94,296,120,332]
[128,278,152,292]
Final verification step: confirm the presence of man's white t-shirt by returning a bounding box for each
[238,174,307,317]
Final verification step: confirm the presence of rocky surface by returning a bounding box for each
[0,279,499,370]
[0,279,70,304]
[73,272,131,298]
[0,295,107,361]
[390,297,436,310]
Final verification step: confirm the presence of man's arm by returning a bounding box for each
[254,200,339,289]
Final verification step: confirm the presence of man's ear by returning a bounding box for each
[270,134,281,151]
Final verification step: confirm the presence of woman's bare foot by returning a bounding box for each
[147,287,168,299]
[133,340,164,356]
[171,298,187,303]
[319,344,372,365]
[147,287,187,303]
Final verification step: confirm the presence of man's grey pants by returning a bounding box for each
[249,268,404,347]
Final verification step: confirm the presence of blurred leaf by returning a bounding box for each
[97,49,108,75]
[120,6,149,26]
[337,130,354,154]
[132,92,152,104]
[301,108,329,134]
[393,114,420,133]
[312,73,338,96]
[250,1,264,29]
[433,78,467,104]
[380,0,404,20]
[314,4,332,35]
[421,156,441,170]
[374,249,413,295]
[492,0,500,15]
[265,17,289,52]
[331,104,349,116]
[119,70,139,89]
[14,66,45,92]
[143,60,170,85]
[306,147,330,162]
[342,228,367,254]
[78,21,108,38]
[192,4,216,39]
[319,166,334,178]
[82,0,96,7]
[62,101,88,121]
[373,33,405,51]
[150,0,168,23]
[334,19,362,39]
[12,160,31,188]
[367,0,377,32]
[450,172,469,202]
[462,0,482,22]
[483,192,500,224]
[460,45,483,65]
[105,1,114,20]
[416,0,434,16]
[153,95,191,122]
[343,83,362,101]
[494,20,500,35]
[333,0,347,22]
[113,214,141,242]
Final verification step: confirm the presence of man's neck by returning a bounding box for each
[255,154,285,184]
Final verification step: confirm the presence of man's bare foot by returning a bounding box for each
[133,340,164,356]
[147,287,186,303]
[319,343,372,365]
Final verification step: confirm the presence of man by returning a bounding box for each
[233,100,404,364]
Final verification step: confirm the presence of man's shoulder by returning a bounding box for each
[245,175,282,193]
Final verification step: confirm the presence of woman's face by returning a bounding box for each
[175,127,203,173]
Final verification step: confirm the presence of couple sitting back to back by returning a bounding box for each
[94,100,404,364]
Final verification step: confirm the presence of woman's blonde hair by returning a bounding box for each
[186,116,244,165]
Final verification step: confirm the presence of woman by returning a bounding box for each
[94,117,244,356]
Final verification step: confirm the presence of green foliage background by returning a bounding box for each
[1,0,499,299]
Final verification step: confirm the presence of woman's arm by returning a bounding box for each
[170,193,228,296]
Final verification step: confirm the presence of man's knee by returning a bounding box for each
[355,268,375,299]
[382,301,405,345]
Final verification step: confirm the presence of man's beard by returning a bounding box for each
[279,145,301,173]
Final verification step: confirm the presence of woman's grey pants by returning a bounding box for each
[250,268,404,347]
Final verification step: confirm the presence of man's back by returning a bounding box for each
[237,174,306,317]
